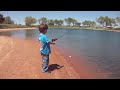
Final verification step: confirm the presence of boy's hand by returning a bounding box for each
[52,42,55,45]
[52,38,57,42]
[49,42,55,45]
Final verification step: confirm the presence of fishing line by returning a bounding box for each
[56,30,70,40]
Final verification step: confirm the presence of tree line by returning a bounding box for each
[24,16,120,28]
[1,13,120,29]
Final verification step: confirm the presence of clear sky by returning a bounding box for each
[1,11,120,25]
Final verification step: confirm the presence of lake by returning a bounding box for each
[1,28,120,78]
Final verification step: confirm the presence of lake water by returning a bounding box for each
[1,28,120,79]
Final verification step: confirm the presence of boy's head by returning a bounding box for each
[39,23,48,34]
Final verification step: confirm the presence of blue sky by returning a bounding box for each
[1,11,120,25]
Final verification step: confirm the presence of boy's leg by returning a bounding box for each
[41,54,49,72]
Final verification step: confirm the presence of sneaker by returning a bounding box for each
[42,70,51,73]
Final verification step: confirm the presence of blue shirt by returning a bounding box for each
[38,33,51,55]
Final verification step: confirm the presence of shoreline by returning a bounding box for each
[0,27,37,32]
[106,30,120,32]
[0,36,80,79]
[0,27,120,33]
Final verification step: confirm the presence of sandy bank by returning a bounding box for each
[0,36,80,79]
[107,30,120,32]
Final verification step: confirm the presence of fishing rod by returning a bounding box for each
[57,31,69,39]
[52,30,70,42]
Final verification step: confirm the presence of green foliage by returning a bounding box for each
[0,24,30,29]
[4,16,14,24]
[82,20,96,27]
[38,17,47,24]
[0,14,3,19]
[48,19,54,26]
[25,16,37,26]
[96,16,116,27]
[0,14,5,23]
[75,22,81,26]
[54,19,63,26]
[115,16,120,26]
[64,17,78,26]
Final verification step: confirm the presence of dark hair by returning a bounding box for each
[39,23,48,33]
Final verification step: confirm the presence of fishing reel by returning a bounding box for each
[52,38,57,42]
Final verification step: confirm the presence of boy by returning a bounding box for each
[38,23,57,73]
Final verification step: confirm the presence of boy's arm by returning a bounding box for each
[44,36,56,45]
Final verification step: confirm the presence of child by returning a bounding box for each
[38,23,57,73]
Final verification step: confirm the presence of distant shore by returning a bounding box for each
[0,27,120,33]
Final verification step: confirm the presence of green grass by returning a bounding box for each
[49,25,84,28]
[49,26,120,31]
[112,28,120,30]
[48,26,105,30]
[0,24,31,29]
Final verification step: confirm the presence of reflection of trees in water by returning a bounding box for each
[0,31,13,37]
[25,30,39,40]
[25,30,33,38]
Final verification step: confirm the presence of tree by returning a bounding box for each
[64,18,70,26]
[54,19,58,26]
[96,16,116,28]
[64,18,74,26]
[38,17,47,24]
[71,18,77,26]
[75,22,81,27]
[116,16,120,26]
[82,20,89,27]
[96,16,105,27]
[48,19,54,26]
[82,20,96,27]
[109,18,116,27]
[0,14,5,23]
[2,16,14,24]
[58,20,64,26]
[0,14,3,19]
[90,21,96,27]
[54,19,64,26]
[25,16,37,26]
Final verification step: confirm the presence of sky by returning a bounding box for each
[0,11,120,25]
